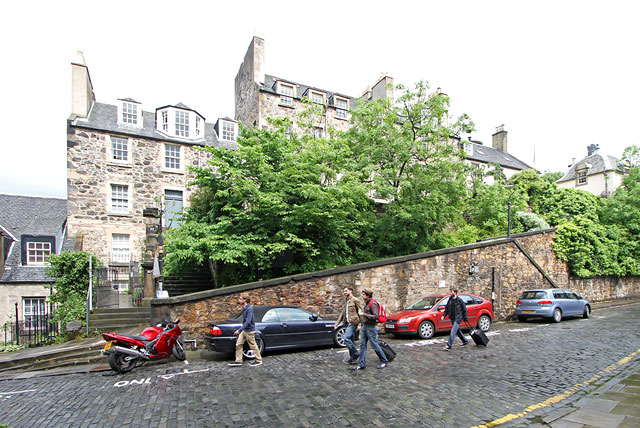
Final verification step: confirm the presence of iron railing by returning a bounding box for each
[1,303,59,346]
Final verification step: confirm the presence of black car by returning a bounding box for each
[204,305,347,358]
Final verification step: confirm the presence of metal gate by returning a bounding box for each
[92,263,142,308]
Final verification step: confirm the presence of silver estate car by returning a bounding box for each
[515,289,591,323]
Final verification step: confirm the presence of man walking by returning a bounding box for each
[229,295,263,367]
[441,288,469,350]
[352,289,388,370]
[334,286,362,364]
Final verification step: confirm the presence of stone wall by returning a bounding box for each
[153,229,639,339]
[67,127,209,263]
[0,283,49,326]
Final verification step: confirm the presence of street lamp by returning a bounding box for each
[505,184,516,237]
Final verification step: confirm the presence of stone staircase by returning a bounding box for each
[88,306,152,333]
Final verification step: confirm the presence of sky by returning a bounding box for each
[1,0,638,199]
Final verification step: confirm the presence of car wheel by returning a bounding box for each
[583,305,590,319]
[242,335,265,359]
[477,315,491,332]
[552,308,562,323]
[517,316,527,322]
[417,320,435,339]
[334,326,347,347]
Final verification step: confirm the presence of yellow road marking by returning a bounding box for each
[470,348,640,428]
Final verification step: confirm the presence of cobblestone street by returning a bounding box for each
[1,303,638,428]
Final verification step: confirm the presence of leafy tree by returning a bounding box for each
[621,144,640,167]
[46,251,101,333]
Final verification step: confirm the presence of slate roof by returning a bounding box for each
[262,74,358,107]
[464,142,533,171]
[0,194,67,283]
[71,102,237,150]
[557,153,622,183]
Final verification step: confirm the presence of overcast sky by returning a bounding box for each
[1,0,638,199]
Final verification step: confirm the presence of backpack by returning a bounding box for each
[368,299,388,323]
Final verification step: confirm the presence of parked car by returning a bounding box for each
[515,289,590,323]
[204,305,346,358]
[384,293,494,339]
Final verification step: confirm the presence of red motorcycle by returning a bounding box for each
[102,319,186,373]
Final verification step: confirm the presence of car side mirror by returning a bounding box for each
[309,314,319,321]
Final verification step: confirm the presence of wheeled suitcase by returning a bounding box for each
[378,339,397,361]
[470,328,489,346]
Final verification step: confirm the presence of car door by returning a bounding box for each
[435,297,452,331]
[273,307,330,348]
[565,291,583,316]
[459,294,478,327]
[257,308,284,348]
[552,290,570,315]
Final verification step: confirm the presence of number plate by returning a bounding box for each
[103,341,113,350]
[523,310,536,314]
[385,324,394,329]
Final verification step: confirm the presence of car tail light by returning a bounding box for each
[209,327,222,335]
[537,300,552,305]
[516,300,522,305]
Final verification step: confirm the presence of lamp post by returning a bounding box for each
[505,184,516,237]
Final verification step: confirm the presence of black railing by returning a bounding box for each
[1,310,59,347]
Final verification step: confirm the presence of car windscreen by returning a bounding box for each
[520,291,547,300]
[407,296,441,310]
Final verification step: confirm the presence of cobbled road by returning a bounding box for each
[1,303,639,428]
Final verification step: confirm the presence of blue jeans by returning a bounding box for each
[358,325,388,368]
[447,320,469,348]
[344,324,359,360]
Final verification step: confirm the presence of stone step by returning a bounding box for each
[91,307,151,315]
[0,342,104,372]
[90,312,151,322]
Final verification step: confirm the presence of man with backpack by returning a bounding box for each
[441,288,470,350]
[352,289,389,370]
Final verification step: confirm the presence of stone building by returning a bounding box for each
[556,144,625,197]
[0,194,67,328]
[67,53,237,278]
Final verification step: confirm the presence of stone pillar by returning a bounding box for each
[142,207,162,302]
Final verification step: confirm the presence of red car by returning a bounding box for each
[384,293,494,339]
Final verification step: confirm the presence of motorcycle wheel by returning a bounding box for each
[172,339,186,361]
[108,351,138,373]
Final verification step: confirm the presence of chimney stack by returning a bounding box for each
[587,144,600,156]
[70,51,95,119]
[370,74,394,101]
[492,124,508,153]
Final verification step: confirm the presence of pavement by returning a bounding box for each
[0,298,638,427]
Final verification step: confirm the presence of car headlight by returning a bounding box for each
[398,317,415,324]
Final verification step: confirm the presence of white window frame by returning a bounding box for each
[111,233,131,264]
[221,120,236,142]
[309,90,325,105]
[164,144,182,170]
[109,135,130,164]
[335,97,348,119]
[175,110,190,137]
[110,183,130,215]
[576,170,587,185]
[23,297,46,330]
[161,110,168,132]
[278,82,295,106]
[196,116,201,137]
[26,242,51,265]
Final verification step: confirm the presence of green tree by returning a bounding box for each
[621,144,640,167]
[46,251,101,333]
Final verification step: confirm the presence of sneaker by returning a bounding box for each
[250,361,263,367]
[461,341,469,347]
[351,365,365,371]
[228,362,243,367]
[443,346,451,351]
[376,362,388,369]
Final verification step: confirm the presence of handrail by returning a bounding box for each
[510,238,560,288]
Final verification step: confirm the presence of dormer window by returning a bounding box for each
[309,90,325,105]
[175,110,189,137]
[576,169,588,185]
[222,121,235,142]
[278,82,295,106]
[196,116,201,137]
[335,97,349,119]
[27,242,51,265]
[161,111,168,132]
[463,143,474,156]
[117,99,142,128]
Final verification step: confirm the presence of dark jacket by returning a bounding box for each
[442,296,468,324]
[361,298,380,326]
[239,304,256,332]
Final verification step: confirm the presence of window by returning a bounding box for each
[122,102,138,125]
[310,91,325,105]
[175,110,189,137]
[112,233,130,263]
[110,136,129,162]
[196,116,201,137]
[222,121,235,142]
[261,309,280,323]
[111,184,129,214]
[463,143,474,156]
[274,308,312,322]
[335,97,348,119]
[165,144,181,169]
[27,242,51,265]
[23,298,46,330]
[312,127,323,139]
[576,170,587,185]
[164,190,183,228]
[279,83,294,106]
[161,111,168,132]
